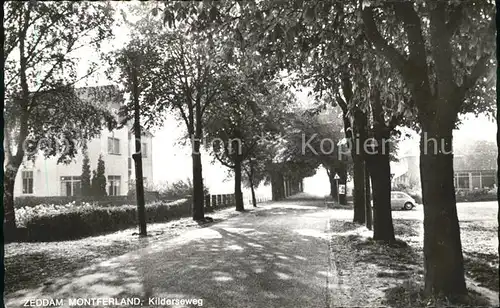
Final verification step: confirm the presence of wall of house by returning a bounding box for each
[14,126,153,197]
[406,155,420,187]
[390,155,421,189]
[127,132,154,190]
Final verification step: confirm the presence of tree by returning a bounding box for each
[242,147,269,207]
[270,110,324,200]
[454,139,497,170]
[173,0,405,241]
[81,146,91,197]
[122,11,229,221]
[360,0,495,297]
[289,106,347,202]
[205,70,293,211]
[3,1,116,233]
[158,1,495,297]
[281,1,409,234]
[92,154,107,197]
[106,33,160,236]
[184,0,371,224]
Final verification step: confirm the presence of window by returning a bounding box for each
[456,172,470,190]
[108,137,120,155]
[471,172,481,190]
[60,176,81,196]
[481,171,496,189]
[108,176,121,196]
[142,143,148,158]
[22,171,34,194]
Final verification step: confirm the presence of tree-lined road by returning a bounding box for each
[6,198,338,308]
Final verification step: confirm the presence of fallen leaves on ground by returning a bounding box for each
[328,216,498,308]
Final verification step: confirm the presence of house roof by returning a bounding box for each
[76,85,154,137]
[390,160,409,179]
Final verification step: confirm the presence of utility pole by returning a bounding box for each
[130,55,147,237]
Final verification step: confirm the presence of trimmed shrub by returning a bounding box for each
[14,194,162,209]
[17,199,192,242]
[12,192,239,242]
[14,196,130,208]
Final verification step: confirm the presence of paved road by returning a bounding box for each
[6,198,336,308]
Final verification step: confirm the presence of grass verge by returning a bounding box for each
[328,218,498,308]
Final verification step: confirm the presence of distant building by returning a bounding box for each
[391,149,497,192]
[391,147,420,188]
[453,155,496,191]
[14,86,153,197]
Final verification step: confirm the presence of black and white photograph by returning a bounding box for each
[2,1,498,307]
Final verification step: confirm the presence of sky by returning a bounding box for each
[72,3,497,196]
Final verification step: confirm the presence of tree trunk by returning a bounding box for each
[191,96,205,221]
[366,87,394,241]
[364,163,373,230]
[234,159,244,211]
[4,110,29,239]
[339,164,347,205]
[131,65,146,236]
[497,88,500,304]
[420,128,466,296]
[191,140,205,221]
[271,171,285,201]
[3,164,19,238]
[329,177,338,201]
[352,154,366,224]
[248,166,257,207]
[367,149,395,241]
[328,166,338,200]
[250,182,257,207]
[352,109,367,224]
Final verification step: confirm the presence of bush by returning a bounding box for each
[14,196,130,209]
[15,199,192,242]
[126,180,161,203]
[154,179,209,201]
[456,189,497,202]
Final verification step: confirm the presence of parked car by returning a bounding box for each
[390,191,417,210]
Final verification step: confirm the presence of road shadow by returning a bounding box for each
[6,206,332,308]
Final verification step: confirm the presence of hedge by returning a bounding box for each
[14,193,161,209]
[13,199,190,242]
[456,189,497,202]
[10,197,238,243]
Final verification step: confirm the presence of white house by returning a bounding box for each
[14,86,153,198]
